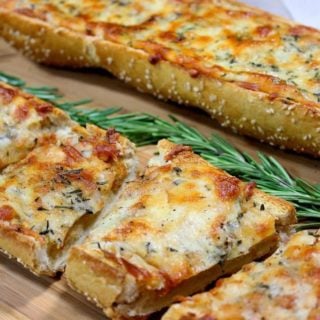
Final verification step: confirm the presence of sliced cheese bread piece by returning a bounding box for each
[65,140,296,318]
[0,0,319,156]
[0,124,136,275]
[0,81,74,169]
[163,230,320,320]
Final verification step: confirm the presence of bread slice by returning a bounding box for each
[0,123,136,276]
[163,230,320,320]
[0,0,319,156]
[65,140,296,318]
[0,81,74,169]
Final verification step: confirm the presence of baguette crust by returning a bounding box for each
[0,1,319,156]
[163,230,320,320]
[65,140,296,318]
[66,234,279,318]
[0,221,52,275]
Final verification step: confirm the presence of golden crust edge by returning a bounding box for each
[65,234,279,318]
[0,223,54,276]
[95,41,320,158]
[0,9,97,67]
[0,10,319,157]
[251,189,296,227]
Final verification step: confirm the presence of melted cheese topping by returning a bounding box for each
[77,140,278,306]
[48,0,165,26]
[0,123,131,257]
[0,82,72,169]
[8,0,320,105]
[164,230,320,320]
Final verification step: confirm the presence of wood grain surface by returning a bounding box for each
[0,38,319,320]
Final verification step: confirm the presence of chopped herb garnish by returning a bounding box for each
[173,167,182,176]
[39,220,53,235]
[54,205,74,210]
[58,168,83,175]
[97,181,108,185]
[67,189,83,194]
[146,242,156,254]
[37,206,48,211]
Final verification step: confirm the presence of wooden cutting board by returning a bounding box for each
[0,38,319,320]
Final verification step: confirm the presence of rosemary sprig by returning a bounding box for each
[1,71,320,224]
[0,71,25,87]
[0,71,62,101]
[294,222,320,231]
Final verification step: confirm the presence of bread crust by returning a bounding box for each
[65,234,279,318]
[0,6,319,157]
[95,41,320,158]
[0,223,54,276]
[247,189,296,227]
[0,10,97,67]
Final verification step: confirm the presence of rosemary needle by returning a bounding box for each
[1,71,319,226]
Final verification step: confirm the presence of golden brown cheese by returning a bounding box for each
[163,230,320,320]
[0,81,73,169]
[65,140,295,318]
[0,0,319,156]
[0,123,136,275]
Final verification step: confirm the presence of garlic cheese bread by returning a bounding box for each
[0,0,319,156]
[65,140,296,318]
[0,123,136,275]
[0,81,74,169]
[164,230,320,320]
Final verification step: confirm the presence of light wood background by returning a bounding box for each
[0,38,319,320]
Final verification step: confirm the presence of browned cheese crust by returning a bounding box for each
[65,140,296,318]
[0,0,319,156]
[163,230,320,320]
